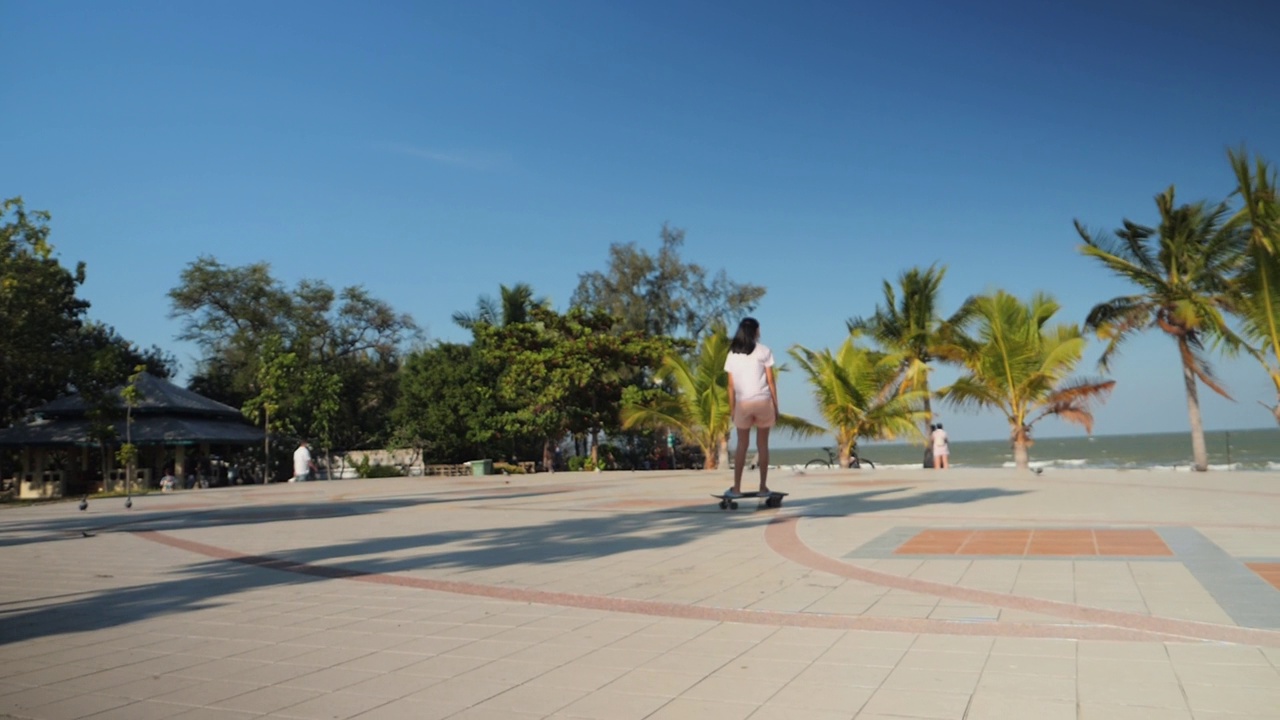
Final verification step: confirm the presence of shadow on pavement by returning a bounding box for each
[0,484,1029,646]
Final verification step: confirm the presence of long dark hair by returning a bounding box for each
[729,317,760,355]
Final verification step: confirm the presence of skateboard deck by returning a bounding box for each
[711,491,788,510]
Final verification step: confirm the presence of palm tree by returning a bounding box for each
[938,291,1115,469]
[1076,187,1247,470]
[453,283,548,330]
[621,327,820,469]
[790,337,929,468]
[1228,149,1280,425]
[848,265,973,434]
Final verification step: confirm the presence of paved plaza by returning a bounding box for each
[1,466,1279,719]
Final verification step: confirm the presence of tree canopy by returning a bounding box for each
[1,198,173,427]
[169,256,419,450]
[572,224,766,343]
[1076,187,1247,470]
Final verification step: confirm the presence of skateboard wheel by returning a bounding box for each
[718,500,728,510]
[729,501,739,510]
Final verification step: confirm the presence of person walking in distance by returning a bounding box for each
[291,439,318,482]
[931,423,950,469]
[724,317,778,497]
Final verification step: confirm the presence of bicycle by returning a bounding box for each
[805,446,875,469]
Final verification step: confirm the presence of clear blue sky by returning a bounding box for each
[5,1,1278,444]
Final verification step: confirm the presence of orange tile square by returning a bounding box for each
[895,543,962,555]
[912,530,973,542]
[1031,530,1093,541]
[1246,563,1280,591]
[1097,546,1173,557]
[893,530,973,554]
[956,546,1027,556]
[892,527,1176,558]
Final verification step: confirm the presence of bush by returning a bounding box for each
[566,456,597,472]
[493,461,526,475]
[354,456,401,479]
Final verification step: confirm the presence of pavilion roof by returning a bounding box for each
[35,372,244,420]
[0,373,263,447]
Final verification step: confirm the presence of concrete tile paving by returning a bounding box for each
[1,466,1279,719]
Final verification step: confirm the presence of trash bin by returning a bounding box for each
[471,459,493,476]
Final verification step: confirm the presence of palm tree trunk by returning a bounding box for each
[1011,424,1031,470]
[1181,349,1209,472]
[922,394,934,436]
[1012,440,1030,469]
[717,434,729,471]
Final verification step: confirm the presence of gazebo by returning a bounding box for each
[0,373,264,499]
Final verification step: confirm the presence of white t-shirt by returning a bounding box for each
[931,427,949,451]
[293,445,312,475]
[724,344,775,401]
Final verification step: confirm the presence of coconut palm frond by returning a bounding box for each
[1177,340,1233,401]
[620,400,686,434]
[776,413,826,438]
[937,376,1005,414]
[790,338,923,454]
[940,290,1113,467]
[621,325,732,467]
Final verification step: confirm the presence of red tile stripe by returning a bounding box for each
[133,529,1185,644]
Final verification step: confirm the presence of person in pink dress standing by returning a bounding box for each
[723,317,778,497]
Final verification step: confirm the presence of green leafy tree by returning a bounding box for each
[790,337,929,468]
[938,291,1116,469]
[1076,188,1247,471]
[169,257,292,402]
[170,257,418,450]
[115,365,146,501]
[241,334,298,479]
[1228,149,1280,424]
[847,264,974,433]
[476,306,670,470]
[299,364,342,475]
[623,325,819,468]
[0,198,89,425]
[393,343,503,463]
[572,224,766,343]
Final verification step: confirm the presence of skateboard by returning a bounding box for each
[711,491,788,510]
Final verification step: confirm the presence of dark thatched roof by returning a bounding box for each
[0,373,263,447]
[35,372,243,419]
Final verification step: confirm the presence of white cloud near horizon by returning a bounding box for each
[381,143,513,172]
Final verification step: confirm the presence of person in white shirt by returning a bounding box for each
[723,317,778,498]
[291,440,317,482]
[931,423,950,469]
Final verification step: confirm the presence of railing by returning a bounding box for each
[107,469,152,491]
[19,471,64,500]
[423,464,470,477]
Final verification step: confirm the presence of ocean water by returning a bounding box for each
[769,428,1279,472]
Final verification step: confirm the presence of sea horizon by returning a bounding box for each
[767,427,1278,472]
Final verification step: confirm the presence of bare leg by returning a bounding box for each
[933,451,941,470]
[756,427,771,493]
[940,454,949,469]
[733,427,751,492]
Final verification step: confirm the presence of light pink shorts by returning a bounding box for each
[734,398,776,429]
